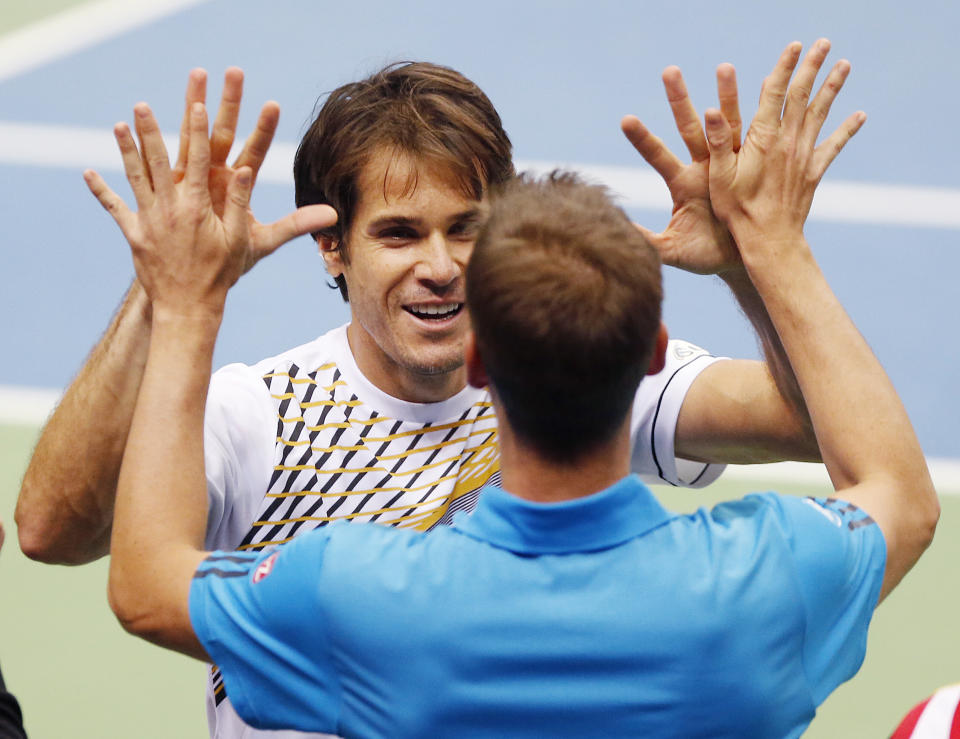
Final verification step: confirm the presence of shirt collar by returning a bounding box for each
[452,475,673,554]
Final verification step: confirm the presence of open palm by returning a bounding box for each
[83,76,337,312]
[621,64,741,275]
[169,68,304,275]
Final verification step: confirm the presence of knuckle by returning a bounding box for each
[210,131,231,149]
[246,142,268,161]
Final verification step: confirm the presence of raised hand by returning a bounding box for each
[171,68,278,233]
[621,64,743,275]
[83,100,336,315]
[703,39,865,247]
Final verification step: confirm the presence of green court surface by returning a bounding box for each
[0,0,87,35]
[0,424,206,739]
[1,421,956,737]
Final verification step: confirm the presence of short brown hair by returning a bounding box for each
[466,172,662,463]
[294,62,514,300]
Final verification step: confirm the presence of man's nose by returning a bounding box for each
[414,232,461,287]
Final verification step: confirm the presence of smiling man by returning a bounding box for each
[19,60,819,738]
[318,147,483,402]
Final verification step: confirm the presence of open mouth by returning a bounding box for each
[404,303,464,321]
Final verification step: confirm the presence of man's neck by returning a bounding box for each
[346,323,467,403]
[497,422,633,504]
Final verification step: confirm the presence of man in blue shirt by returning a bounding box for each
[105,39,938,738]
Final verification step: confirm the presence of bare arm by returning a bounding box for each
[104,99,337,656]
[677,269,816,464]
[622,64,818,464]
[15,68,307,564]
[704,40,938,601]
[15,281,152,563]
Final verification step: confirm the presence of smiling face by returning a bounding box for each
[320,148,486,402]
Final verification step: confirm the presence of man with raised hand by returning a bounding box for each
[106,40,936,737]
[20,60,821,737]
[16,62,820,554]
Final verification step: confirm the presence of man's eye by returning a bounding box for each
[449,221,479,237]
[382,228,417,240]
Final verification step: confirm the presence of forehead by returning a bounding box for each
[353,147,483,220]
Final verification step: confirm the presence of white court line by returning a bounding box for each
[1,384,958,494]
[1,120,958,230]
[719,460,960,497]
[0,385,60,426]
[0,0,211,84]
[519,161,960,231]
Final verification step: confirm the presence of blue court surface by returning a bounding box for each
[1,0,958,461]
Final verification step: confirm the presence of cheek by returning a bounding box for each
[347,252,413,307]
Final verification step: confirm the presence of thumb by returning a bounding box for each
[632,221,660,245]
[703,109,740,222]
[224,166,254,242]
[255,204,338,259]
[703,108,737,188]
[633,222,683,269]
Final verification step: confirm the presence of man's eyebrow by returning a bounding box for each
[455,208,485,223]
[367,208,484,231]
[367,215,421,231]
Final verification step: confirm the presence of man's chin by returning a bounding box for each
[400,334,466,377]
[407,354,465,377]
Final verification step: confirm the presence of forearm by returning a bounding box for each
[109,308,217,655]
[721,267,818,458]
[671,268,820,465]
[739,239,923,486]
[740,235,937,595]
[701,40,936,600]
[15,280,152,564]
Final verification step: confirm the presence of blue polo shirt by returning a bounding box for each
[189,476,885,738]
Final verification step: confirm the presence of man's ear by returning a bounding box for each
[646,322,669,376]
[318,237,344,279]
[464,331,489,389]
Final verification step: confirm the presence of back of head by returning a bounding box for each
[295,62,514,298]
[466,172,662,463]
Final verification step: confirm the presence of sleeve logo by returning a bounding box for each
[672,341,707,360]
[252,552,279,583]
[803,497,843,527]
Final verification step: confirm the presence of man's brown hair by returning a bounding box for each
[466,172,662,463]
[294,62,514,300]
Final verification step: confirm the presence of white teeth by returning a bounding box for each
[409,303,461,317]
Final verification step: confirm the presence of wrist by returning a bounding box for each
[716,263,750,285]
[126,279,153,324]
[151,302,225,336]
[725,215,805,254]
[740,239,818,297]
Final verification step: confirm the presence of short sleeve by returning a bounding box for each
[774,495,887,704]
[630,339,727,487]
[189,534,341,733]
[204,363,277,550]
